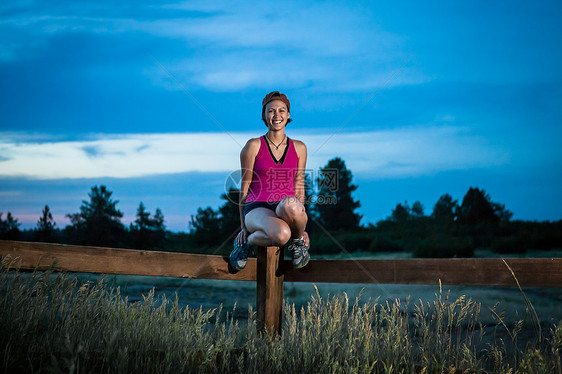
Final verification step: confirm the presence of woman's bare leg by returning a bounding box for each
[276,196,308,240]
[244,207,292,247]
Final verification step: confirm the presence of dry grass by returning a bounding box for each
[1,263,561,373]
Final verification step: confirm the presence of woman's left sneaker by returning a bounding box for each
[286,238,310,269]
[229,239,252,271]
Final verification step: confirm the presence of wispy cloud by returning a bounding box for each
[0,132,244,179]
[141,2,414,92]
[0,0,417,92]
[0,190,23,198]
[0,126,508,180]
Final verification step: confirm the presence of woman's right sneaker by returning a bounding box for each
[229,239,252,271]
[286,238,310,269]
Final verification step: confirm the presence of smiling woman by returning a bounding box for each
[229,92,311,271]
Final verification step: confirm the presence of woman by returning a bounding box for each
[229,91,310,271]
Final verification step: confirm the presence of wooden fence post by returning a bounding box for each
[256,246,284,336]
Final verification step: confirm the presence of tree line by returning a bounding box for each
[1,157,561,257]
[1,186,167,250]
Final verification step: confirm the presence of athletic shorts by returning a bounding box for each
[244,201,281,216]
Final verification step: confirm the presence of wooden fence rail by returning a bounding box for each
[2,240,562,335]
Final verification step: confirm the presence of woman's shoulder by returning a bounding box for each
[241,137,262,157]
[290,138,307,152]
[290,138,306,146]
[244,136,262,150]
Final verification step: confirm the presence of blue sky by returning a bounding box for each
[1,1,561,232]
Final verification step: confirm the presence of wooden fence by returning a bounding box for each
[1,240,562,335]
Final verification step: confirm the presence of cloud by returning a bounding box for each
[141,2,414,92]
[3,0,561,96]
[0,190,23,198]
[306,126,510,178]
[0,126,509,180]
[81,145,102,159]
[0,132,243,179]
[1,1,417,93]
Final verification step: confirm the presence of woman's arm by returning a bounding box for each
[239,138,260,230]
[293,140,308,205]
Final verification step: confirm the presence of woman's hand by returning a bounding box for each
[236,228,248,247]
[302,231,310,247]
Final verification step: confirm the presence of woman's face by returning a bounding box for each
[264,99,290,130]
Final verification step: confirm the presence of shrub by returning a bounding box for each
[414,235,474,258]
[367,234,405,252]
[307,232,340,254]
[307,231,374,254]
[491,236,528,254]
[336,231,373,252]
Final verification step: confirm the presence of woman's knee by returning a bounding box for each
[277,196,305,219]
[267,224,291,246]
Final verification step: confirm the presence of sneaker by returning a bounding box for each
[229,239,252,270]
[287,238,310,269]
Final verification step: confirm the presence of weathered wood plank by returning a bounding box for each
[0,240,256,281]
[256,246,284,336]
[284,258,562,287]
[2,240,561,287]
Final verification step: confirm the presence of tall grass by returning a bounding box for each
[1,264,560,373]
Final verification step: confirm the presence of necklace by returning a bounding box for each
[265,134,286,150]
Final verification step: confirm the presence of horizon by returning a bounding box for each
[2,170,559,233]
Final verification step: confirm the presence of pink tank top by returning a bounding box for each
[246,136,299,203]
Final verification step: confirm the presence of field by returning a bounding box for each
[1,250,562,373]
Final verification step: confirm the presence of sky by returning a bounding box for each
[1,0,561,232]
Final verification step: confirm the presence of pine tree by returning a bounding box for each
[153,209,165,231]
[315,157,362,231]
[432,194,458,222]
[218,187,241,239]
[304,173,317,221]
[66,185,125,246]
[0,212,21,240]
[391,202,410,222]
[130,203,166,250]
[411,201,425,218]
[36,205,57,242]
[132,202,151,231]
[189,207,221,246]
[457,187,499,226]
